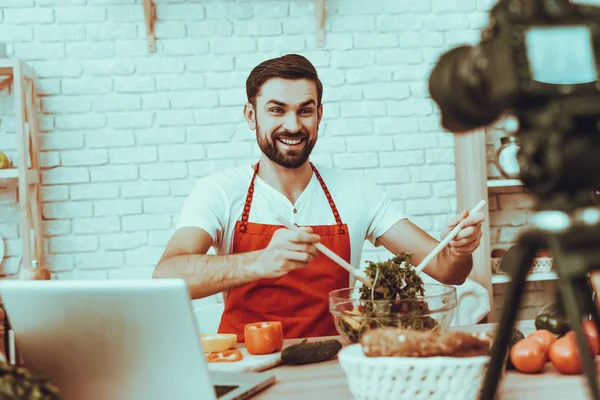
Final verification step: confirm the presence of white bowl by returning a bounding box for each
[338,344,490,400]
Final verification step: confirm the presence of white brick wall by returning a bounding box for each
[0,0,502,284]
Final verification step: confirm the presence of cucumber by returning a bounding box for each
[281,339,342,365]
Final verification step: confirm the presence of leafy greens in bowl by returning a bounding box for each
[329,253,457,344]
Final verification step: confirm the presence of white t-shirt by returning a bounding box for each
[176,162,406,269]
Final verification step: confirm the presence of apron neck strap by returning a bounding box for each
[239,161,345,234]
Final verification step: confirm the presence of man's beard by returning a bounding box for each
[256,120,317,169]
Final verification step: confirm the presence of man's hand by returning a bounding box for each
[441,209,485,256]
[250,226,321,279]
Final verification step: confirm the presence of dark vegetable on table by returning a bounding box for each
[535,302,571,336]
[336,253,439,343]
[0,362,62,400]
[281,339,342,365]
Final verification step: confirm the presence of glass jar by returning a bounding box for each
[495,136,521,179]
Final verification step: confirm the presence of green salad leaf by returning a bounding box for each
[336,252,438,343]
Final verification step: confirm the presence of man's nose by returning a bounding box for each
[282,112,300,133]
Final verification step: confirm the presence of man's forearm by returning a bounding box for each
[153,251,262,299]
[436,247,473,285]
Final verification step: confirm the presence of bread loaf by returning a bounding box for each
[361,327,492,358]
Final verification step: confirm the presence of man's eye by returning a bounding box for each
[299,109,313,115]
[269,107,283,113]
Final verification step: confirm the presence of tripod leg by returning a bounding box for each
[480,237,539,400]
[558,279,600,400]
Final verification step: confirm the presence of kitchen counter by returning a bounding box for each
[253,320,598,399]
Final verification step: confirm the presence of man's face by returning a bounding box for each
[246,78,322,169]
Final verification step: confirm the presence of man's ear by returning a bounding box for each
[243,103,256,130]
[317,103,323,124]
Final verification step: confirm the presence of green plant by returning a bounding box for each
[0,362,61,400]
[337,253,438,343]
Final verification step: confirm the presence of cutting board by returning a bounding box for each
[206,348,283,373]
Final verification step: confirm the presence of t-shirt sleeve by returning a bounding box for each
[361,177,407,247]
[175,177,225,248]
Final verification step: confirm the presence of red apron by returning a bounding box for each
[218,162,351,342]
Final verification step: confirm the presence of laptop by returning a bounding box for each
[0,279,275,400]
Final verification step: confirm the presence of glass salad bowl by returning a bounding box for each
[329,284,458,344]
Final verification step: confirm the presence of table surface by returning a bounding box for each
[251,320,599,400]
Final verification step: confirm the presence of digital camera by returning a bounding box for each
[429,0,600,206]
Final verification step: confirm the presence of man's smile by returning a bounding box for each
[277,137,305,147]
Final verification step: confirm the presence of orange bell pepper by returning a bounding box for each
[244,321,284,355]
[206,349,244,363]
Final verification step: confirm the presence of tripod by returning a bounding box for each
[480,208,600,399]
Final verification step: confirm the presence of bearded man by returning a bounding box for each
[153,54,484,342]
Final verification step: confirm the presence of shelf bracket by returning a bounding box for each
[143,0,157,53]
[315,0,326,47]
[0,76,12,93]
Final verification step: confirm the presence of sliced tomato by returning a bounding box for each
[206,349,243,363]
[244,321,284,355]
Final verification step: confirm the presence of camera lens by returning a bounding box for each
[429,45,504,133]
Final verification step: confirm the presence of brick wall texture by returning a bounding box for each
[0,0,551,318]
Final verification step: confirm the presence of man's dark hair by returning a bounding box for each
[245,54,323,107]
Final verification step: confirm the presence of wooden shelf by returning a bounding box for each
[0,59,34,80]
[0,169,39,184]
[492,272,558,284]
[454,128,554,322]
[0,169,17,179]
[0,76,13,92]
[0,58,45,280]
[454,130,493,318]
[487,179,523,188]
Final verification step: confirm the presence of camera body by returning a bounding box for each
[429,0,600,208]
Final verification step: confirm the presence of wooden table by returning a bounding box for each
[253,321,599,399]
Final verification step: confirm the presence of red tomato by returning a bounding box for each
[582,320,600,355]
[565,327,598,358]
[244,321,284,355]
[527,330,557,360]
[550,336,582,374]
[509,338,546,374]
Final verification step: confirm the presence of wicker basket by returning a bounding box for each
[491,257,553,276]
[338,344,491,400]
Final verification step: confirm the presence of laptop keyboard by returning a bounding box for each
[214,385,239,398]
